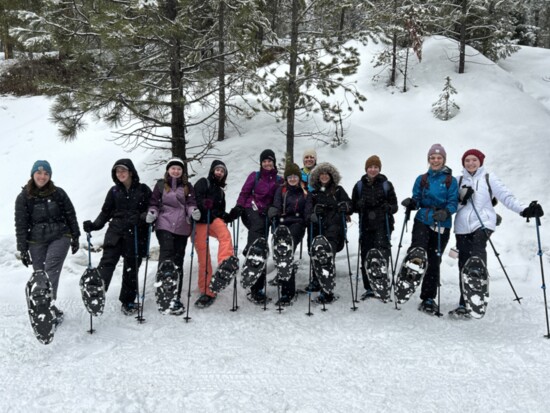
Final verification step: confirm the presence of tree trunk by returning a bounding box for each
[338,7,345,42]
[2,22,14,59]
[458,0,467,74]
[217,0,226,142]
[286,0,300,165]
[390,31,397,86]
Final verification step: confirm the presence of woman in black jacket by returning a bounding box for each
[83,159,152,315]
[15,160,80,323]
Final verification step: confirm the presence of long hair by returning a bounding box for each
[163,171,190,196]
[25,178,56,198]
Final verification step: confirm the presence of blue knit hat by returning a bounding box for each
[31,160,52,177]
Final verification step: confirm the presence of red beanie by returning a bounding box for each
[462,149,485,166]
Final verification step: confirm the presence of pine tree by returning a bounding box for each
[432,76,460,120]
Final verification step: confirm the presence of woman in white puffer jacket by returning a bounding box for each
[451,149,543,317]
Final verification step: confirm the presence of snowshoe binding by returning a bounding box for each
[195,294,216,309]
[241,237,269,289]
[418,298,442,317]
[210,255,239,293]
[394,247,428,304]
[310,235,335,294]
[365,248,391,301]
[154,260,180,313]
[25,270,56,345]
[448,305,472,319]
[247,289,271,305]
[79,267,106,316]
[461,256,489,319]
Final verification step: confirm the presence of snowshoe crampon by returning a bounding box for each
[365,248,390,301]
[210,255,239,293]
[310,235,335,294]
[461,256,489,319]
[79,267,106,316]
[394,247,427,304]
[241,237,268,289]
[25,270,56,345]
[154,260,179,313]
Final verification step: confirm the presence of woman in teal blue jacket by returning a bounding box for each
[401,144,459,314]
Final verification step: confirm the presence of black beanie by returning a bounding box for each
[260,149,276,164]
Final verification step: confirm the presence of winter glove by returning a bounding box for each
[20,250,32,268]
[521,202,544,218]
[459,186,474,205]
[267,206,279,220]
[433,208,450,222]
[338,202,349,213]
[401,198,417,211]
[313,204,325,215]
[83,220,95,233]
[381,203,393,213]
[71,238,80,255]
[145,211,157,224]
[227,206,244,222]
[203,198,214,210]
[191,208,201,221]
[310,213,319,224]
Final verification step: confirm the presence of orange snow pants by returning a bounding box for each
[194,218,234,297]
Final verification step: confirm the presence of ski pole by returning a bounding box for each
[436,220,442,318]
[184,221,196,322]
[86,232,95,335]
[471,200,522,304]
[342,211,357,311]
[137,224,152,323]
[392,208,411,309]
[230,218,240,312]
[306,220,314,317]
[355,212,362,303]
[528,201,549,338]
[203,210,211,300]
[134,225,141,321]
[385,212,395,276]
[263,214,270,312]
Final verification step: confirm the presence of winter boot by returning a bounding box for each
[418,298,441,316]
[168,298,185,315]
[247,290,271,305]
[121,302,139,316]
[195,294,216,309]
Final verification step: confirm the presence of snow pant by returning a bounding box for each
[242,208,270,294]
[29,236,70,300]
[97,235,143,306]
[279,223,306,298]
[194,218,234,297]
[456,228,491,306]
[409,221,450,301]
[156,229,188,298]
[360,227,392,290]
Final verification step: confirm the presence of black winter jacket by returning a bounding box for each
[351,173,398,231]
[15,182,80,251]
[91,159,152,254]
[194,160,228,224]
[272,184,312,226]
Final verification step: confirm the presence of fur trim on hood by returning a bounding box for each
[309,162,341,190]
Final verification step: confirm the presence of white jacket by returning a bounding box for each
[454,166,525,234]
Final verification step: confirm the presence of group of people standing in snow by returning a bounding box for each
[15,144,544,324]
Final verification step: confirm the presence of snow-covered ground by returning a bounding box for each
[1,37,550,412]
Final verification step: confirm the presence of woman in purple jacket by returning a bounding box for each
[227,149,282,304]
[146,157,200,315]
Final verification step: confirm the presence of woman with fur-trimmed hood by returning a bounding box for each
[307,162,351,303]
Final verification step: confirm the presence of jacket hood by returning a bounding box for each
[111,158,140,184]
[309,162,341,189]
[208,160,228,186]
[430,165,453,177]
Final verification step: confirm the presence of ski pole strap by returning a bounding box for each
[87,232,92,269]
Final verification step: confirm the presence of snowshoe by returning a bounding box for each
[461,256,489,319]
[448,305,472,319]
[168,298,185,315]
[79,267,106,316]
[304,276,322,293]
[195,294,216,309]
[365,248,391,301]
[241,237,269,289]
[246,290,271,305]
[418,298,442,316]
[315,292,339,305]
[272,225,295,282]
[394,247,428,304]
[360,289,376,301]
[310,235,335,294]
[275,295,294,307]
[51,305,64,327]
[154,260,180,313]
[210,255,239,293]
[25,270,56,345]
[121,302,139,316]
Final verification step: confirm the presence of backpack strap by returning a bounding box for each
[421,173,451,189]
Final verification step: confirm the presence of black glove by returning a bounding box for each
[227,206,244,222]
[381,203,393,213]
[459,186,474,205]
[338,202,349,213]
[310,213,319,224]
[521,202,544,218]
[222,212,232,224]
[20,250,32,267]
[83,220,95,233]
[267,206,279,220]
[313,204,325,215]
[433,209,449,222]
[71,238,79,255]
[401,198,417,211]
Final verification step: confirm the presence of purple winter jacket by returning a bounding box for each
[148,177,197,236]
[236,168,281,214]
